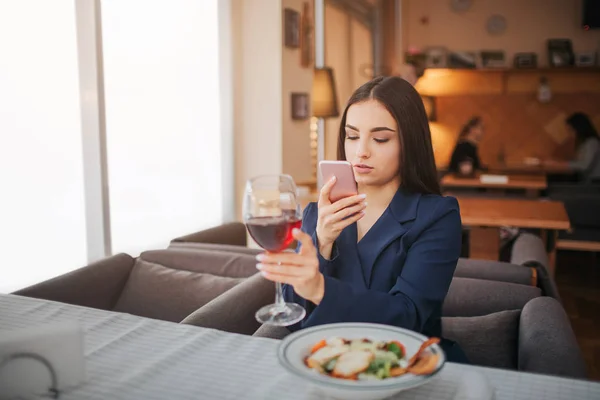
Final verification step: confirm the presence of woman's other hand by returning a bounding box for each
[458,160,474,176]
[256,228,325,305]
[316,177,366,258]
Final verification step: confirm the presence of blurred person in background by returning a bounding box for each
[448,116,487,176]
[544,112,600,184]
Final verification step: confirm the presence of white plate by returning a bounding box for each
[277,323,445,400]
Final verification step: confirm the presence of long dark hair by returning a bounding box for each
[336,76,440,195]
[566,112,599,146]
[458,116,481,140]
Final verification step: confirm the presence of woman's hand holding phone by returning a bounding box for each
[316,176,367,259]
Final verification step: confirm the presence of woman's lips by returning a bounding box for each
[353,164,373,174]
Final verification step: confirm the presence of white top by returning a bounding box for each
[1,294,599,400]
[569,138,600,181]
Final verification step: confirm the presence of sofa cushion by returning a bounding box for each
[140,248,257,278]
[443,277,541,317]
[442,310,520,370]
[181,272,274,336]
[113,259,245,322]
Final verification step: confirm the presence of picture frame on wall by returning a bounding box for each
[291,93,309,120]
[424,47,448,68]
[284,8,300,48]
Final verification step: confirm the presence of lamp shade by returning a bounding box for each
[312,67,339,118]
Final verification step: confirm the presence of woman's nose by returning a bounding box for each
[355,139,370,159]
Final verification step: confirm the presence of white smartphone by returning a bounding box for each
[318,160,358,203]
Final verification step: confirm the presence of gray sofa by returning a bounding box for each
[13,224,585,379]
[181,258,584,378]
[13,248,260,330]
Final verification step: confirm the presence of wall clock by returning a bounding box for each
[486,14,507,35]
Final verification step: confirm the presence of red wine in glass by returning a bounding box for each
[246,216,302,252]
[243,174,306,326]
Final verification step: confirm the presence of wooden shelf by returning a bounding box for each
[443,67,600,74]
[415,67,600,96]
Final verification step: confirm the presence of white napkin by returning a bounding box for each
[0,322,85,399]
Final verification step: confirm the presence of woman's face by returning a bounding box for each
[470,122,484,142]
[343,99,400,187]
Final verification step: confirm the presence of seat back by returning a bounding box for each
[443,277,541,317]
[112,248,257,322]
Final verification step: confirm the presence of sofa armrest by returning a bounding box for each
[13,253,135,311]
[455,258,535,286]
[181,272,275,335]
[253,324,291,340]
[510,233,562,302]
[518,297,587,379]
[171,222,247,246]
[510,232,549,269]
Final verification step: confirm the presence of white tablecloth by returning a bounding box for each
[1,294,599,400]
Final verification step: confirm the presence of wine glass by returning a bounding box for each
[243,174,307,326]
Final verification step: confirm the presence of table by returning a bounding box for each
[456,197,571,275]
[441,173,547,198]
[489,162,573,176]
[1,294,599,399]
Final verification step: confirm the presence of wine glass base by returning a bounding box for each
[255,302,306,326]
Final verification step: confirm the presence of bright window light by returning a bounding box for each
[0,1,87,292]
[101,0,223,255]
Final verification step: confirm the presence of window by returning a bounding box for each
[0,0,87,292]
[101,0,225,255]
[0,0,229,292]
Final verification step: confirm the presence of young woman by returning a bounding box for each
[448,116,486,175]
[255,76,467,363]
[544,112,600,183]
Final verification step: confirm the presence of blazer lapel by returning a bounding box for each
[337,222,369,290]
[357,189,421,287]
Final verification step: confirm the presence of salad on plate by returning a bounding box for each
[304,336,440,381]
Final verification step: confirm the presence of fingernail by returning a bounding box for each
[363,202,368,207]
[256,263,263,270]
[330,176,337,183]
[255,254,265,261]
[359,194,367,198]
[260,271,268,277]
[361,210,366,215]
[292,228,301,235]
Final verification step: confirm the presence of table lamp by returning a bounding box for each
[311,67,339,186]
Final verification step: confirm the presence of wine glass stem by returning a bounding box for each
[274,281,288,311]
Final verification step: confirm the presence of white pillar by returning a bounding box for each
[74,0,112,261]
[314,0,326,188]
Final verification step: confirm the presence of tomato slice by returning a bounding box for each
[310,339,327,354]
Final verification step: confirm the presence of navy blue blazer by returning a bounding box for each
[283,188,462,339]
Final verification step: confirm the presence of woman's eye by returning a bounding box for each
[374,138,389,143]
[345,135,359,140]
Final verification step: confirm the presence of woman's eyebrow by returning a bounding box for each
[345,124,395,133]
[371,127,395,133]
